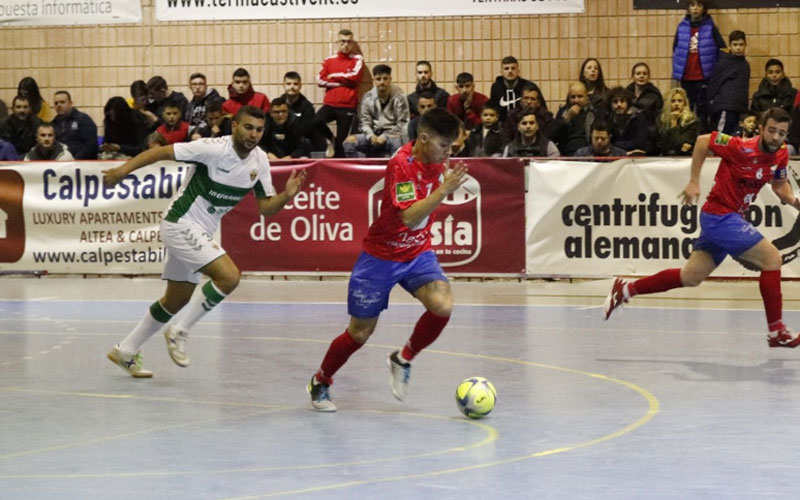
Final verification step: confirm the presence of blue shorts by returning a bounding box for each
[347,250,448,318]
[693,212,764,265]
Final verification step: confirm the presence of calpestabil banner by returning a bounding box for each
[0,0,142,26]
[156,0,584,22]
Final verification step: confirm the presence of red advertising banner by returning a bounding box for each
[221,158,526,275]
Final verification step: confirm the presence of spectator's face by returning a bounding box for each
[232,76,251,95]
[374,73,392,94]
[611,97,629,115]
[632,65,649,86]
[670,93,686,113]
[53,93,72,116]
[270,104,290,125]
[36,126,56,149]
[283,78,301,96]
[741,115,757,133]
[338,33,355,54]
[457,81,474,100]
[163,107,181,127]
[232,114,266,153]
[582,60,599,83]
[568,86,588,107]
[502,63,519,81]
[481,109,499,127]
[416,64,432,86]
[766,65,785,87]
[189,77,207,98]
[521,90,540,109]
[730,39,746,57]
[591,130,611,153]
[688,1,704,20]
[207,110,223,128]
[149,88,167,102]
[759,118,789,153]
[13,99,30,120]
[417,97,436,115]
[132,94,148,109]
[518,114,538,139]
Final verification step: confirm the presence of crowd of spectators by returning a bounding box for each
[1,2,798,162]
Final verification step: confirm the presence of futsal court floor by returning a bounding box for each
[2,276,800,499]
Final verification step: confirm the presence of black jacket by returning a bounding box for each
[259,114,310,159]
[610,110,650,152]
[553,105,594,156]
[489,77,547,121]
[655,119,700,156]
[0,114,42,155]
[52,108,98,159]
[751,78,797,113]
[626,82,664,125]
[707,52,750,115]
[465,124,506,157]
[407,81,450,117]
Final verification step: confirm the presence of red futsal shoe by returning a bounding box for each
[603,277,628,320]
[767,327,800,348]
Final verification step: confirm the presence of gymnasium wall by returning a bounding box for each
[1,1,798,128]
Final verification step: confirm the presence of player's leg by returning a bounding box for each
[333,106,356,158]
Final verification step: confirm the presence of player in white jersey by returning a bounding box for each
[102,106,307,377]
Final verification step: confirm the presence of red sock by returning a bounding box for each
[315,330,363,385]
[630,268,683,297]
[400,311,450,362]
[759,270,783,331]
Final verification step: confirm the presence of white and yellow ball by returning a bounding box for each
[455,377,497,419]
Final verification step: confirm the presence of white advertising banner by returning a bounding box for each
[0,162,181,274]
[526,158,800,279]
[156,0,584,22]
[0,0,142,26]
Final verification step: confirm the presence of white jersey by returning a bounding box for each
[165,136,275,234]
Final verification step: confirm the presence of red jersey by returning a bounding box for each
[363,142,444,262]
[683,26,704,81]
[156,121,189,144]
[317,52,364,109]
[704,131,788,216]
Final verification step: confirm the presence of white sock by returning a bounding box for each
[119,301,173,353]
[173,281,227,333]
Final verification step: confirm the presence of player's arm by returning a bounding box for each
[400,161,468,228]
[256,169,308,216]
[771,178,800,210]
[680,133,711,205]
[102,145,175,187]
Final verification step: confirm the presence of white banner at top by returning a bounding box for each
[156,0,584,22]
[0,0,141,26]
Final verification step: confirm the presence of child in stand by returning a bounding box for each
[465,103,505,157]
[156,103,190,144]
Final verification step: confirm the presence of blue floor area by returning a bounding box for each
[2,295,800,499]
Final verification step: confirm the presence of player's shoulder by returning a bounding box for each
[710,131,740,148]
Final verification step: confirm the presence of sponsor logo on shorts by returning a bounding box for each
[395,181,416,202]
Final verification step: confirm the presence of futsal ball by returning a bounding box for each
[455,377,497,419]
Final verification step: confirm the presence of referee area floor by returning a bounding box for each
[2,276,800,499]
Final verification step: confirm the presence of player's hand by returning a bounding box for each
[375,135,387,145]
[680,181,701,206]
[441,160,468,195]
[284,169,308,198]
[681,142,692,152]
[102,166,126,187]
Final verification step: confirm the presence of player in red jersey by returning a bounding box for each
[604,107,800,347]
[307,108,467,411]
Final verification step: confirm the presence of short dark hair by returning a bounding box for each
[372,64,392,77]
[686,0,708,15]
[130,80,147,99]
[608,86,633,106]
[591,120,612,134]
[233,67,250,79]
[760,107,792,127]
[270,96,288,108]
[521,82,539,94]
[12,95,29,107]
[456,72,474,86]
[54,90,72,101]
[765,58,784,71]
[146,76,167,93]
[37,122,54,133]
[234,105,266,123]
[481,102,501,115]
[162,103,182,112]
[189,73,206,82]
[338,29,353,37]
[418,108,460,142]
[501,56,519,66]
[416,60,432,69]
[206,100,223,114]
[517,110,538,126]
[283,71,301,81]
[729,30,746,43]
[417,89,437,101]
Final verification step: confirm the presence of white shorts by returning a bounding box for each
[160,220,226,284]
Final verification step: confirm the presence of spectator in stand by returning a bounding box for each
[654,88,700,156]
[751,59,797,114]
[17,77,54,122]
[203,100,232,138]
[489,56,546,122]
[156,103,190,145]
[707,30,750,134]
[579,58,610,120]
[0,95,42,156]
[447,72,489,130]
[128,80,158,127]
[24,123,74,161]
[672,0,726,131]
[0,138,18,160]
[222,68,270,117]
[407,60,450,117]
[145,76,190,129]
[100,96,150,159]
[466,103,505,157]
[306,29,365,158]
[627,62,664,126]
[608,86,650,155]
[552,82,595,157]
[146,132,168,150]
[503,110,559,158]
[259,96,310,159]
[51,90,98,160]
[185,73,221,140]
[0,99,7,120]
[344,64,409,158]
[502,83,554,143]
[573,121,627,158]
[408,90,437,142]
[282,71,331,154]
[734,111,758,139]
